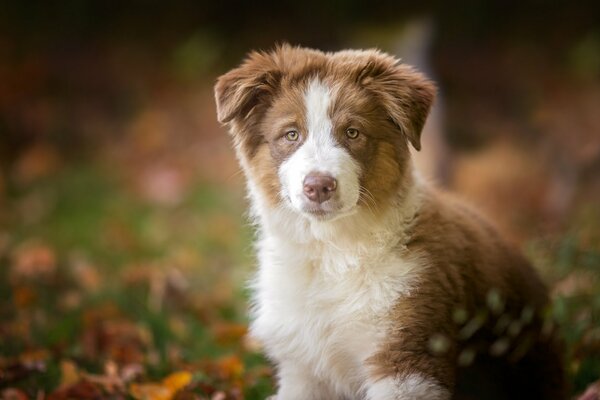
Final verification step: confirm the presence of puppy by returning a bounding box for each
[214,44,566,400]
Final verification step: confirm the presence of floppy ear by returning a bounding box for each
[359,58,436,151]
[214,52,281,124]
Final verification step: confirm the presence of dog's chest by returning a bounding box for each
[251,236,417,393]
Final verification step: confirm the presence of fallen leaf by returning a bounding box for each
[47,379,104,400]
[10,240,56,281]
[71,258,102,292]
[120,363,144,383]
[82,317,149,364]
[59,360,79,388]
[211,392,226,400]
[129,383,173,400]
[215,355,243,381]
[1,388,29,400]
[137,164,189,206]
[19,349,50,365]
[212,323,247,346]
[78,360,124,393]
[129,371,192,400]
[162,371,192,392]
[552,271,598,297]
[13,143,61,184]
[13,285,37,308]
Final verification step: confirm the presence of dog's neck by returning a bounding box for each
[247,165,424,257]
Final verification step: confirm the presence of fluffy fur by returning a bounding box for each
[215,44,566,399]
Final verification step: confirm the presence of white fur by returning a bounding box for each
[241,80,440,398]
[366,374,449,400]
[279,79,360,218]
[250,197,425,399]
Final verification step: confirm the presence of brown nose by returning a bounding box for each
[303,173,337,203]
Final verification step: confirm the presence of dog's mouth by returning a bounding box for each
[303,205,334,219]
[300,201,358,222]
[283,194,342,220]
[283,186,360,221]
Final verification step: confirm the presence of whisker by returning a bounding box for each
[359,186,375,205]
[359,186,379,216]
[364,190,379,215]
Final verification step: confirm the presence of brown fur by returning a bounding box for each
[368,189,566,399]
[215,44,566,399]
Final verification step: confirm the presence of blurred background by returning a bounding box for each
[0,1,599,399]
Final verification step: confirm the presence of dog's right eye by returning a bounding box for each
[285,130,299,141]
[345,128,360,139]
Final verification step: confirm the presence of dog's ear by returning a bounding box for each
[357,56,436,151]
[214,51,282,124]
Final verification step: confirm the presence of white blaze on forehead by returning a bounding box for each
[305,78,334,149]
[278,78,361,218]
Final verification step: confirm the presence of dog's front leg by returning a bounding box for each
[365,373,450,400]
[363,295,455,399]
[271,362,338,400]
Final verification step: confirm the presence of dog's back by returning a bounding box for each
[405,190,566,399]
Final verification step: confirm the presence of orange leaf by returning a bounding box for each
[59,360,79,388]
[129,383,172,400]
[10,240,56,280]
[162,371,192,391]
[212,322,247,345]
[13,286,37,307]
[216,355,244,380]
[129,371,192,400]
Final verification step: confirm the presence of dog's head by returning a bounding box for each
[215,45,435,221]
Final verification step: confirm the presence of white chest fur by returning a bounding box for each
[250,219,421,398]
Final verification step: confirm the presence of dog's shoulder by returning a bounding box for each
[405,185,548,308]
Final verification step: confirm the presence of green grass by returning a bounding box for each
[0,162,598,398]
[0,163,272,398]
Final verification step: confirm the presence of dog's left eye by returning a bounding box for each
[346,128,360,139]
[285,130,299,141]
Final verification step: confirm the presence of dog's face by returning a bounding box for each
[215,46,435,221]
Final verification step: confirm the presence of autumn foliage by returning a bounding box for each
[1,2,599,398]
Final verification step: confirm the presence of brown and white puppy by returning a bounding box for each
[214,45,566,400]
